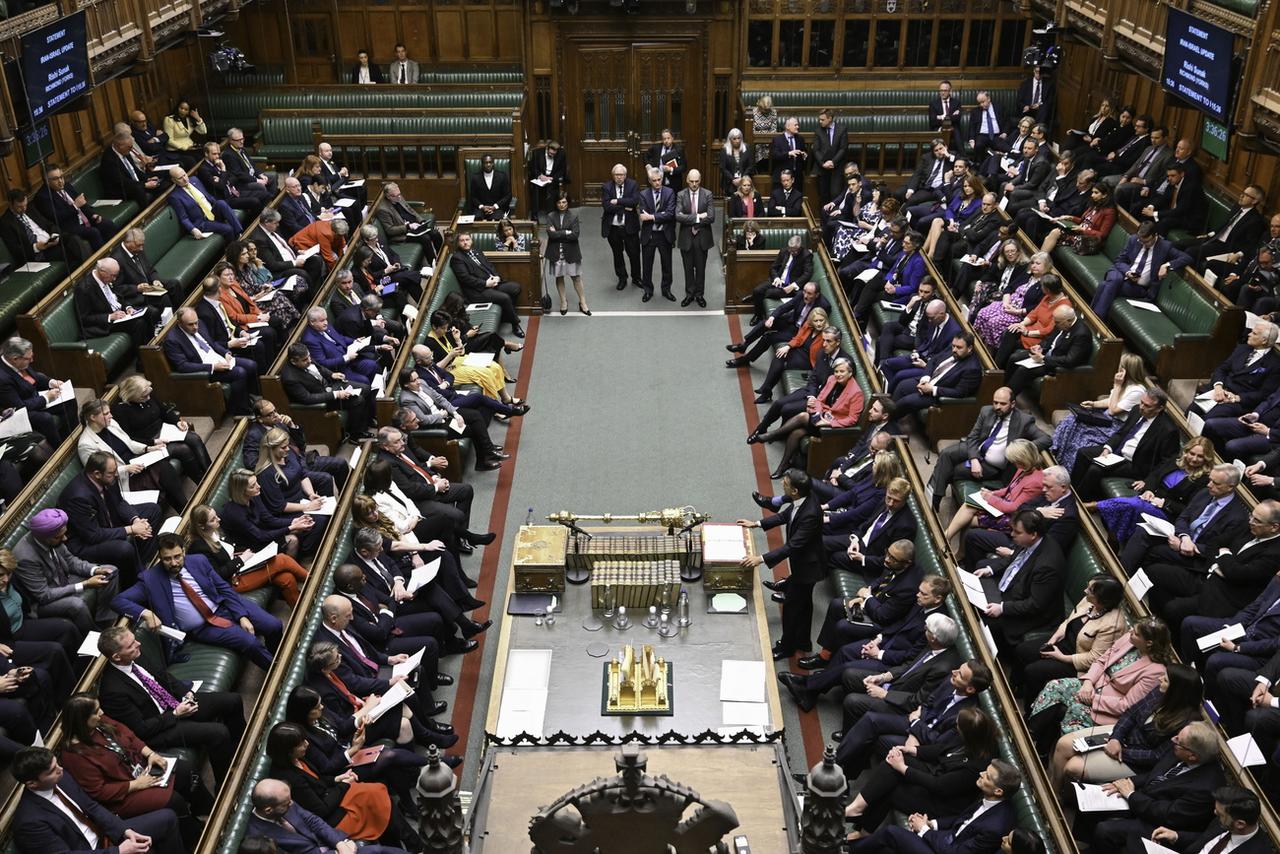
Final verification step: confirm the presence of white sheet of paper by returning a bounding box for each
[855,268,878,283]
[121,489,160,505]
[1197,622,1247,652]
[192,230,212,240]
[156,625,187,642]
[721,701,770,727]
[1125,299,1162,313]
[1138,513,1176,536]
[1016,356,1043,369]
[720,660,766,703]
[48,382,74,409]
[1074,783,1129,812]
[364,680,414,723]
[979,622,998,654]
[94,199,123,207]
[419,266,434,278]
[466,303,493,312]
[1187,411,1206,434]
[77,631,101,656]
[247,321,270,329]
[391,646,425,680]
[111,309,143,323]
[407,557,442,593]
[1093,452,1126,467]
[962,255,986,267]
[0,408,31,440]
[347,447,362,470]
[159,516,182,535]
[308,496,338,516]
[1206,252,1236,263]
[456,215,475,224]
[343,178,365,187]
[462,352,495,367]
[32,730,44,747]
[199,347,226,367]
[372,372,387,394]
[879,301,908,311]
[240,541,279,572]
[1228,732,1267,766]
[157,423,187,443]
[531,175,553,187]
[1140,838,1180,854]
[131,448,170,468]
[16,262,51,272]
[1128,568,1154,600]
[966,492,1004,516]
[957,569,990,608]
[297,244,322,261]
[333,198,357,208]
[998,196,1009,211]
[403,304,419,322]
[703,523,747,563]
[495,688,548,738]
[505,649,554,691]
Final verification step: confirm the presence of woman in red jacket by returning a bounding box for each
[750,358,864,478]
[753,307,831,403]
[1040,182,1118,255]
[58,694,212,850]
[943,438,1046,548]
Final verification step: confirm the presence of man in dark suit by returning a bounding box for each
[196,278,276,366]
[740,470,824,659]
[900,139,955,204]
[637,166,677,302]
[1096,115,1154,178]
[1072,388,1183,500]
[335,295,400,355]
[967,91,1007,161]
[1184,185,1268,271]
[1013,167,1094,244]
[252,209,323,289]
[1000,139,1052,202]
[195,141,265,221]
[927,79,963,148]
[73,258,154,347]
[302,307,380,385]
[527,141,567,219]
[1118,464,1249,576]
[280,343,374,441]
[11,747,183,854]
[1138,164,1206,237]
[825,479,919,569]
[802,569,949,670]
[600,163,642,291]
[1133,786,1271,854]
[112,534,281,667]
[743,237,814,323]
[770,116,808,182]
[1180,574,1280,681]
[332,560,451,653]
[768,169,805,217]
[890,333,983,418]
[1,188,85,270]
[447,231,524,336]
[278,177,322,238]
[1005,148,1078,215]
[1146,500,1280,634]
[927,387,1050,510]
[644,128,685,191]
[964,465,1080,564]
[249,777,411,854]
[99,130,162,208]
[1107,124,1170,197]
[243,398,348,492]
[728,280,829,367]
[1221,643,1280,747]
[373,426,494,555]
[881,300,963,385]
[810,109,848,203]
[97,625,245,783]
[973,510,1066,650]
[167,167,240,241]
[33,165,116,252]
[111,227,183,310]
[875,279,939,363]
[129,109,171,162]
[164,308,259,416]
[56,452,162,587]
[349,48,384,83]
[317,141,368,209]
[1004,305,1094,397]
[675,170,715,307]
[467,154,513,220]
[835,658,991,776]
[1017,67,1054,123]
[1089,723,1223,850]
[1121,136,1202,213]
[0,336,76,444]
[1191,321,1280,421]
[849,761,1021,854]
[374,181,440,265]
[223,127,276,202]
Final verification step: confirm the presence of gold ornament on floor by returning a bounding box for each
[605,643,671,714]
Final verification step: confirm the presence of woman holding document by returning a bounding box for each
[251,432,332,554]
[425,310,515,403]
[1087,436,1213,543]
[77,398,189,513]
[187,503,309,605]
[944,439,1044,544]
[1049,353,1148,470]
[114,375,211,485]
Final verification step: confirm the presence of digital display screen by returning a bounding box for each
[20,11,91,123]
[1161,8,1235,124]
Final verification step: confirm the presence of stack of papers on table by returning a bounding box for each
[720,660,768,732]
[702,523,747,562]
[495,649,552,738]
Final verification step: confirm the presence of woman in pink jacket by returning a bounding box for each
[944,439,1045,544]
[750,358,864,480]
[1027,617,1173,753]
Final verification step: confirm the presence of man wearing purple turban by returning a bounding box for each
[11,508,119,636]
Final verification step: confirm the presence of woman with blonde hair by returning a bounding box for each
[728,175,764,219]
[77,398,189,513]
[1089,436,1213,543]
[254,428,331,552]
[944,439,1045,542]
[114,375,210,484]
[188,502,309,605]
[222,466,322,558]
[1051,352,1149,469]
[751,95,778,167]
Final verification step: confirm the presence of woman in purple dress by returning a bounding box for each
[971,251,1051,348]
[1088,437,1213,543]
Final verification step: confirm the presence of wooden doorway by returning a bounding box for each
[289,11,340,84]
[562,37,704,203]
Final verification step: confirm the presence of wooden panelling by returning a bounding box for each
[496,8,522,60]
[434,10,467,61]
[367,11,403,60]
[466,10,496,59]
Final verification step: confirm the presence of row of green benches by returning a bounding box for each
[257,113,516,162]
[215,66,522,89]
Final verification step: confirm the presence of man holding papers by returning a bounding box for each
[1142,786,1269,854]
[1002,305,1093,397]
[281,344,376,443]
[1217,646,1280,753]
[1072,389,1180,501]
[1091,222,1192,320]
[1183,184,1268,272]
[1083,723,1222,850]
[113,534,282,668]
[73,258,154,349]
[335,295,401,368]
[57,453,163,588]
[803,573,951,672]
[302,307,380,386]
[1189,321,1280,421]
[1179,574,1280,682]
[163,308,260,416]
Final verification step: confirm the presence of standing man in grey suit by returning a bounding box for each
[811,109,848,204]
[638,167,677,303]
[389,44,419,84]
[676,169,715,307]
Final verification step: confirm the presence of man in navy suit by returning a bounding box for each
[739,469,825,659]
[637,166,677,302]
[601,163,642,291]
[1072,388,1183,500]
[112,533,281,667]
[890,333,982,418]
[166,166,239,241]
[1181,575,1280,681]
[0,336,75,444]
[967,91,1007,161]
[743,237,816,328]
[834,658,991,776]
[1118,464,1248,576]
[811,109,848,203]
[1089,723,1223,850]
[927,80,963,147]
[1003,305,1094,397]
[876,279,940,363]
[448,231,524,337]
[804,571,951,672]
[1184,185,1268,272]
[1134,786,1271,854]
[278,177,322,238]
[825,478,919,570]
[12,747,183,854]
[1137,163,1206,237]
[727,280,830,367]
[301,307,379,386]
[1091,221,1193,319]
[223,127,277,202]
[163,308,259,416]
[57,453,162,588]
[1191,321,1280,419]
[249,778,410,854]
[33,165,117,252]
[847,759,1020,854]
[770,116,808,182]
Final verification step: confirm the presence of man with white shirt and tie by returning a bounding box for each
[0,189,84,268]
[1073,389,1182,500]
[927,79,963,149]
[1118,464,1248,580]
[73,258,154,348]
[12,747,184,854]
[846,758,1020,853]
[223,127,276,201]
[600,163,642,291]
[1143,787,1270,854]
[390,43,419,84]
[810,109,848,203]
[373,181,440,264]
[1092,221,1193,319]
[100,130,162,208]
[163,307,259,415]
[110,228,183,311]
[1184,185,1269,272]
[35,165,117,252]
[972,509,1066,652]
[824,478,918,570]
[675,170,715,307]
[889,332,982,418]
[967,91,1006,161]
[96,625,245,784]
[252,209,324,288]
[645,128,686,190]
[770,116,808,182]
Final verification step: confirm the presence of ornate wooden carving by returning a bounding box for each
[0,3,61,40]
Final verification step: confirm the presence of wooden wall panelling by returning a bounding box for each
[367,10,404,61]
[434,9,466,61]
[400,11,432,59]
[466,9,496,59]
[495,7,521,60]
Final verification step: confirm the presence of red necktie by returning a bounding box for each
[179,577,234,628]
[340,631,378,671]
[398,452,434,482]
[325,671,363,709]
[20,370,35,385]
[54,787,109,847]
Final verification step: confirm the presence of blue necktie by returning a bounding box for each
[1190,500,1222,541]
[998,548,1032,592]
[979,417,1005,455]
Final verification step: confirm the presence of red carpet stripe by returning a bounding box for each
[728,314,825,769]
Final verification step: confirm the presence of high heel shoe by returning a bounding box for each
[559,306,568,315]
[769,465,787,480]
[579,304,592,316]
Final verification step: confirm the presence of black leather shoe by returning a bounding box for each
[444,637,480,654]
[831,730,845,742]
[434,673,454,687]
[797,654,826,670]
[755,393,773,404]
[642,291,653,302]
[752,490,773,508]
[681,296,695,307]
[489,451,512,461]
[696,297,707,307]
[661,290,676,302]
[771,642,793,661]
[468,531,497,546]
[726,357,746,369]
[778,672,816,712]
[762,578,789,592]
[512,325,525,338]
[746,432,763,445]
[771,592,786,603]
[726,342,747,354]
[616,280,628,290]
[460,596,486,609]
[429,701,449,717]
[461,618,492,638]
[476,459,501,471]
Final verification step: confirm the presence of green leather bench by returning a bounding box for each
[258,115,514,162]
[742,88,1018,116]
[73,163,141,228]
[734,226,811,251]
[417,70,522,84]
[0,244,67,335]
[1166,186,1233,247]
[209,90,523,136]
[1109,273,1219,370]
[217,66,287,87]
[459,157,516,214]
[1050,223,1130,296]
[791,113,933,136]
[144,206,236,288]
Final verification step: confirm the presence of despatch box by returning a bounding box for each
[512,525,568,593]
